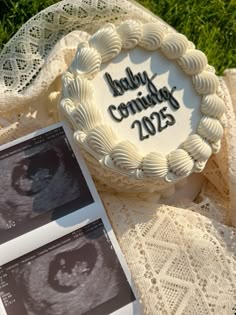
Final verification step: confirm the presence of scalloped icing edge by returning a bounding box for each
[59,20,226,183]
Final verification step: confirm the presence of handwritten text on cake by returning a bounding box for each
[104,67,180,141]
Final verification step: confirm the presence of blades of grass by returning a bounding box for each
[0,0,235,73]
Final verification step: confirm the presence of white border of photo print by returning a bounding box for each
[0,122,140,315]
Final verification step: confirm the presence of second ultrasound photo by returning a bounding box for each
[0,219,136,315]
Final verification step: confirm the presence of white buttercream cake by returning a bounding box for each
[59,20,226,194]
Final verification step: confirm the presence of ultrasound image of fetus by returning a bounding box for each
[11,148,60,197]
[0,132,92,236]
[48,243,97,294]
[11,230,124,315]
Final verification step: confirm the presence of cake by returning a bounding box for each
[59,20,226,194]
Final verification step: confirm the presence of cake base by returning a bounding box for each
[82,148,205,199]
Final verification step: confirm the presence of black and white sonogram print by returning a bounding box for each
[0,127,94,243]
[0,220,135,315]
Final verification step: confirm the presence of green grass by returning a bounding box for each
[138,0,236,74]
[0,0,60,48]
[0,0,235,74]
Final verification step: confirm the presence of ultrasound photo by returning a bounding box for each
[0,219,135,315]
[0,127,94,243]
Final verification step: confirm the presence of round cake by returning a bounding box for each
[59,20,226,193]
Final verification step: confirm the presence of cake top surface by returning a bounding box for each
[60,20,226,183]
[92,47,202,156]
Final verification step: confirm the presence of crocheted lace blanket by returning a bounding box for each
[0,1,235,314]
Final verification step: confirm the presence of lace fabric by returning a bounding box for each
[0,1,235,314]
[0,0,161,112]
[101,192,236,315]
[222,71,236,227]
[102,192,236,314]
